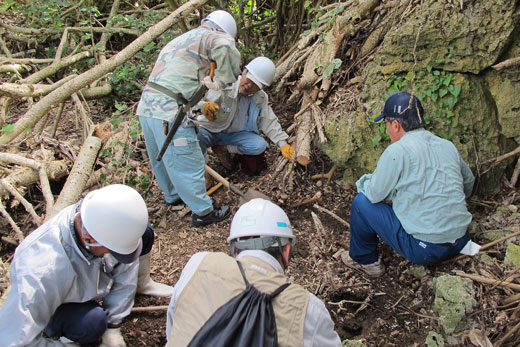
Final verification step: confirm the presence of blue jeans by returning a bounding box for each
[349,193,469,265]
[139,116,213,216]
[197,128,267,155]
[44,301,108,343]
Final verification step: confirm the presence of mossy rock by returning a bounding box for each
[433,275,475,335]
[323,0,520,193]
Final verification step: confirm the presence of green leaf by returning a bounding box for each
[434,109,441,118]
[433,70,440,76]
[405,71,413,81]
[450,85,461,97]
[446,110,455,118]
[446,96,457,108]
[427,65,432,72]
[143,42,156,53]
[435,59,445,64]
[1,123,15,133]
[372,135,382,144]
[439,88,448,97]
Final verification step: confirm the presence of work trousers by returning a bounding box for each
[139,116,213,216]
[197,128,267,155]
[349,193,469,265]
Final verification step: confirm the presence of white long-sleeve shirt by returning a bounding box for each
[0,204,138,346]
[166,250,342,347]
[197,76,289,148]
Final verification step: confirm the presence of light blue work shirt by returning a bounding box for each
[356,128,474,243]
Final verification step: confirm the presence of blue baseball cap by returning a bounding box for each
[374,92,424,122]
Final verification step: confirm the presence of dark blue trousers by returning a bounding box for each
[44,225,155,342]
[44,301,108,343]
[349,193,469,265]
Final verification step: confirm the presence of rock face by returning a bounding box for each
[323,0,520,193]
[433,275,475,335]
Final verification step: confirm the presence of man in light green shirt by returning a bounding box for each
[342,92,474,277]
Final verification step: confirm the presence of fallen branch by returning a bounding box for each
[444,226,520,263]
[481,146,520,176]
[511,156,520,187]
[311,164,337,181]
[0,159,68,198]
[0,178,42,225]
[0,152,56,216]
[0,200,24,243]
[454,270,520,291]
[1,235,18,246]
[0,75,77,98]
[131,305,169,313]
[492,55,520,71]
[46,135,102,220]
[313,203,349,227]
[0,0,210,146]
[290,191,322,208]
[493,321,520,347]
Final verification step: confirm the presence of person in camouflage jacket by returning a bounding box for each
[137,10,241,227]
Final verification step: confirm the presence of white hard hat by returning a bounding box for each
[204,10,237,38]
[228,198,294,242]
[80,185,148,261]
[245,57,276,88]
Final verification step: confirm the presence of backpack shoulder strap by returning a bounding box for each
[236,260,250,287]
[237,260,290,298]
[270,282,290,298]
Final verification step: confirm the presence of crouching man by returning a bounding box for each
[0,184,171,346]
[166,198,342,346]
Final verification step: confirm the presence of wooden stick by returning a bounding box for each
[0,200,24,242]
[0,178,42,225]
[492,56,520,71]
[131,305,169,313]
[454,270,520,291]
[311,164,337,181]
[494,321,520,347]
[503,293,520,305]
[443,227,520,264]
[206,182,223,196]
[1,235,18,246]
[313,203,349,227]
[511,156,520,187]
[290,191,322,208]
[482,146,520,165]
[0,152,55,217]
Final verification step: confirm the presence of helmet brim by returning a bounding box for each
[109,239,142,264]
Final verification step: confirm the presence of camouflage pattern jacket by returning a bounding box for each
[136,26,241,122]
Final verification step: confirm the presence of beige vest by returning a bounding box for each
[167,252,309,347]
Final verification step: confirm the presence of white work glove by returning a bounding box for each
[58,336,80,346]
[99,328,126,347]
[203,76,220,91]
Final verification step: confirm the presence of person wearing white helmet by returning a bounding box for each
[137,9,241,226]
[0,185,171,346]
[165,199,342,346]
[197,56,296,175]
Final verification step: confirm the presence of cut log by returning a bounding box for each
[46,135,102,220]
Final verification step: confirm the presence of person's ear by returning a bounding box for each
[282,244,291,266]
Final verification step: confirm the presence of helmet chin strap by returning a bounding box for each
[230,237,291,271]
[76,212,102,251]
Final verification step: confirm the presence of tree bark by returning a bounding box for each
[46,135,102,220]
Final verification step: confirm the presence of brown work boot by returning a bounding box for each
[212,145,235,170]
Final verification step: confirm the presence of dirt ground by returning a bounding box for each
[1,93,520,347]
